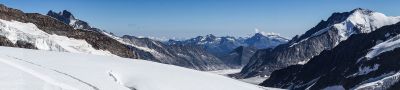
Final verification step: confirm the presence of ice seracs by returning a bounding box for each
[0,19,114,56]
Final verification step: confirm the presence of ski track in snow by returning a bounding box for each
[0,46,271,90]
[3,55,99,90]
[0,57,80,90]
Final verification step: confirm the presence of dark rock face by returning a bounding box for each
[47,10,91,30]
[0,4,137,59]
[0,36,15,47]
[220,46,257,68]
[15,40,37,49]
[0,36,37,49]
[122,35,230,70]
[291,11,351,44]
[262,22,400,90]
[237,8,399,78]
[238,29,340,78]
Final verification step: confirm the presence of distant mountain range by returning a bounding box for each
[166,32,288,54]
[46,10,287,70]
[166,32,288,68]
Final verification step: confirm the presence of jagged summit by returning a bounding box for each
[351,8,374,14]
[205,34,216,38]
[47,10,75,20]
[204,34,218,41]
[47,10,91,30]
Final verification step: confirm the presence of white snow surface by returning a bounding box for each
[365,34,400,59]
[357,64,380,76]
[0,46,270,90]
[207,69,269,85]
[322,85,345,90]
[0,19,114,56]
[207,69,242,76]
[239,76,269,85]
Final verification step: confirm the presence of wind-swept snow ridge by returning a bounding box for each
[0,46,271,90]
[0,19,114,56]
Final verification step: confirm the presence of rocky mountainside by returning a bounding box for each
[219,46,257,68]
[262,21,400,90]
[0,4,137,58]
[237,8,400,78]
[121,35,230,70]
[47,10,230,71]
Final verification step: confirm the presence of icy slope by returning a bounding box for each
[0,46,273,90]
[0,19,114,56]
[313,8,400,42]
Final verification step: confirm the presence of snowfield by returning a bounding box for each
[0,46,276,90]
[207,69,268,85]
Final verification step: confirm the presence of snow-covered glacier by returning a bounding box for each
[0,46,280,90]
[0,19,115,56]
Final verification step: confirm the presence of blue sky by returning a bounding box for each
[1,0,400,40]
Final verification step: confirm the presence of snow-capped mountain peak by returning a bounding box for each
[351,8,373,14]
[307,8,400,43]
[254,32,265,38]
[252,32,287,41]
[255,31,280,36]
[334,8,400,40]
[200,34,218,43]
